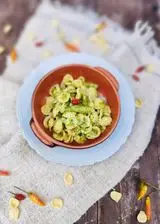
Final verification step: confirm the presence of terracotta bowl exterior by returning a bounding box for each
[31,64,120,149]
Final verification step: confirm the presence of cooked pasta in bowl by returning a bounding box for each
[41,74,112,144]
[31,64,120,149]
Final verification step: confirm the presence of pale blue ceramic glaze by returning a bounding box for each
[16,53,135,166]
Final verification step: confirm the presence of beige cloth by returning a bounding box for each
[0,1,160,223]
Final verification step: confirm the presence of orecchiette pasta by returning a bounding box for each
[41,74,112,144]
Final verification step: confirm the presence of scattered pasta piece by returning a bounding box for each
[42,50,53,59]
[89,34,98,42]
[28,32,36,41]
[10,48,17,62]
[0,45,6,55]
[51,198,64,209]
[9,208,20,221]
[9,198,20,209]
[64,172,74,186]
[9,197,20,221]
[135,98,143,109]
[3,24,12,34]
[89,33,108,49]
[137,211,147,223]
[94,21,107,33]
[145,64,155,73]
[58,30,65,41]
[56,25,66,41]
[110,190,122,203]
[51,19,59,28]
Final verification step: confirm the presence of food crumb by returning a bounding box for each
[51,19,59,28]
[0,45,6,55]
[137,211,147,223]
[28,32,36,41]
[64,172,74,186]
[145,64,155,73]
[51,198,64,209]
[110,190,122,203]
[3,24,12,34]
[42,50,53,59]
[135,98,143,109]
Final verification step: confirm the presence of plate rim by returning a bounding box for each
[16,53,135,166]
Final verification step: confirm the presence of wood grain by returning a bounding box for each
[76,203,98,224]
[97,187,121,224]
[0,0,40,74]
[0,0,159,223]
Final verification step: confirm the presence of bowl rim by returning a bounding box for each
[31,63,120,149]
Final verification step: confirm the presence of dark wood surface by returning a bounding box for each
[0,0,159,223]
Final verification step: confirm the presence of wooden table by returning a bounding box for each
[0,0,159,223]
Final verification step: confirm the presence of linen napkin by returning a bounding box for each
[0,1,160,223]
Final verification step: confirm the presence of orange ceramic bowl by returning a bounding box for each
[31,64,120,149]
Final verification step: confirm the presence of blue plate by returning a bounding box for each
[16,53,135,166]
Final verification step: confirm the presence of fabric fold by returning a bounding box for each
[0,1,160,223]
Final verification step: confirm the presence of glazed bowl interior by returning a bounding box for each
[32,64,120,149]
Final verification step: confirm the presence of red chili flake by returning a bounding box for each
[72,98,80,105]
[135,65,145,73]
[0,170,10,176]
[35,41,44,47]
[132,74,140,81]
[9,191,26,201]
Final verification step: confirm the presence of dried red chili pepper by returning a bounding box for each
[135,65,145,73]
[95,21,107,33]
[15,194,26,201]
[137,181,148,200]
[145,196,151,221]
[141,179,160,191]
[10,48,17,62]
[132,74,140,81]
[9,192,26,201]
[14,186,45,206]
[64,42,80,52]
[0,170,10,176]
[72,98,80,105]
[35,41,44,47]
